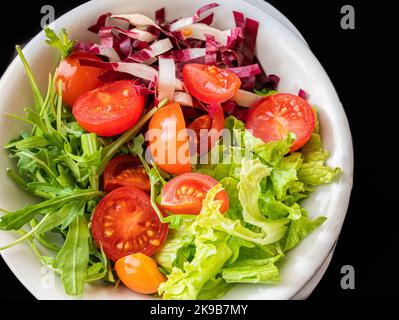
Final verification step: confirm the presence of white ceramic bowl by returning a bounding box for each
[0,0,353,300]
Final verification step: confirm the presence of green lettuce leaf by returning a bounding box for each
[222,255,282,284]
[282,212,327,251]
[154,221,195,272]
[158,186,233,300]
[238,158,289,244]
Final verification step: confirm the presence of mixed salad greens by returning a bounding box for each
[0,3,340,299]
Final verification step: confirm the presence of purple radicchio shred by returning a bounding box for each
[172,48,204,63]
[240,76,256,91]
[205,34,222,65]
[298,89,307,99]
[147,25,161,37]
[219,48,239,68]
[233,11,246,28]
[233,107,249,121]
[118,36,133,60]
[98,27,114,48]
[242,17,259,66]
[155,7,165,25]
[227,64,262,78]
[98,69,134,82]
[207,103,221,119]
[222,100,238,114]
[88,12,111,33]
[181,106,206,121]
[197,13,214,25]
[74,42,101,55]
[256,73,280,90]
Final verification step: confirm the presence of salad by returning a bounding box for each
[0,3,341,299]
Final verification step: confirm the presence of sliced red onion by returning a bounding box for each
[232,89,264,108]
[168,3,219,31]
[158,57,176,102]
[174,91,193,107]
[227,64,262,78]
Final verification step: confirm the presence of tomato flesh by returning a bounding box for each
[148,103,191,175]
[246,93,316,152]
[91,187,168,261]
[72,80,145,137]
[115,253,166,294]
[188,103,224,155]
[183,64,241,104]
[161,173,229,215]
[103,154,150,193]
[56,52,104,106]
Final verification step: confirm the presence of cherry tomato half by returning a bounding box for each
[55,52,104,106]
[160,173,229,215]
[115,253,166,294]
[188,103,224,155]
[246,93,316,152]
[72,80,145,137]
[148,103,191,175]
[91,187,168,261]
[103,154,150,193]
[183,64,241,104]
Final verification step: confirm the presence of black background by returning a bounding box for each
[0,0,395,301]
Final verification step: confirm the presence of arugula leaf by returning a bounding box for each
[0,189,103,230]
[44,27,74,59]
[53,215,90,296]
[15,46,44,110]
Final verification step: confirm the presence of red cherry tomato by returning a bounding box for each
[148,103,191,175]
[246,93,316,152]
[115,253,166,294]
[160,173,229,215]
[183,64,241,104]
[188,103,224,155]
[91,187,168,261]
[103,154,150,193]
[72,80,145,137]
[55,52,104,106]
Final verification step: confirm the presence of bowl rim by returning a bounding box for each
[0,0,354,300]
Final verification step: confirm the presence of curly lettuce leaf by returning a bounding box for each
[238,159,289,244]
[282,212,327,251]
[154,221,195,272]
[222,255,282,284]
[159,186,233,300]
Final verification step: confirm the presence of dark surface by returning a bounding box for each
[0,0,395,300]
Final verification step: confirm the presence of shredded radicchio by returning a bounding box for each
[298,89,307,99]
[78,4,281,111]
